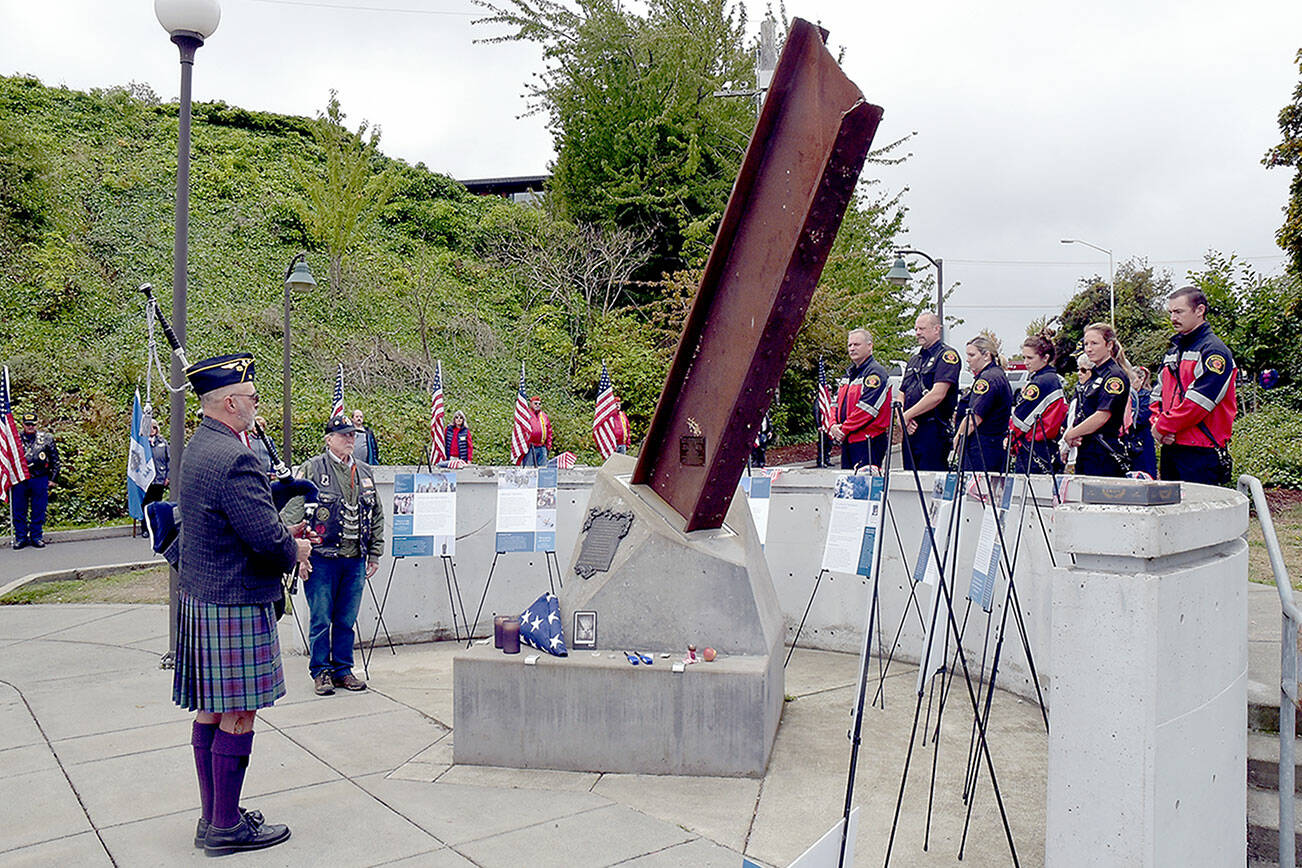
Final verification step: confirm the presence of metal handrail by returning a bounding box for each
[1238,474,1298,867]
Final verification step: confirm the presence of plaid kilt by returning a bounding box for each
[172,592,286,713]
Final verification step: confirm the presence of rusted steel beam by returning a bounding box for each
[632,18,883,532]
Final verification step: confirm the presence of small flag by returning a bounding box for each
[519,592,568,656]
[126,390,156,520]
[816,357,835,435]
[554,451,577,469]
[0,366,30,503]
[429,360,447,464]
[510,362,531,466]
[592,362,620,458]
[330,363,345,420]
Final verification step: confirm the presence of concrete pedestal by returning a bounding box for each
[1046,481,1249,866]
[452,455,785,776]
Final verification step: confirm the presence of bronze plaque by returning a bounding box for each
[574,509,634,580]
[679,436,706,466]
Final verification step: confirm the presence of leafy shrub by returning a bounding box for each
[1231,405,1302,489]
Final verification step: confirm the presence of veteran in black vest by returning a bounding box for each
[282,415,386,696]
[172,353,312,856]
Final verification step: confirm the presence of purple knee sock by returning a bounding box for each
[191,721,218,822]
[210,729,255,829]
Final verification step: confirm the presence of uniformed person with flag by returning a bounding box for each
[900,313,962,471]
[1151,286,1237,484]
[11,411,59,548]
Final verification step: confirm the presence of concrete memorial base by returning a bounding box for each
[453,455,785,776]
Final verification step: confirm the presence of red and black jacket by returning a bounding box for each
[1153,322,1236,448]
[1008,366,1067,449]
[835,356,892,443]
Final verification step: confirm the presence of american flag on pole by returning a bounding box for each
[592,362,620,459]
[509,362,531,465]
[1,366,31,503]
[330,363,345,420]
[816,357,835,435]
[429,360,447,463]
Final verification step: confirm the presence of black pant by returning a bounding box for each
[1076,438,1127,477]
[962,433,1007,475]
[841,432,889,471]
[1160,443,1229,486]
[903,417,950,471]
[1013,440,1061,476]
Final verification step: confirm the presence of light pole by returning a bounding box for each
[886,249,945,341]
[282,253,316,464]
[156,0,220,665]
[1061,238,1115,326]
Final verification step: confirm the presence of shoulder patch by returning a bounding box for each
[1021,383,1040,402]
[942,349,960,365]
[973,379,990,395]
[1104,376,1125,395]
[866,374,881,389]
[1206,354,1226,375]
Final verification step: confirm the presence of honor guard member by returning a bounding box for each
[282,416,385,696]
[953,335,1013,473]
[1063,323,1132,477]
[829,328,892,469]
[172,353,313,856]
[1152,286,1237,485]
[900,312,962,470]
[1008,334,1067,475]
[10,411,59,548]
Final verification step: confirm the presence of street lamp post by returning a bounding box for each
[281,253,317,465]
[155,0,220,664]
[1061,238,1115,326]
[886,249,945,341]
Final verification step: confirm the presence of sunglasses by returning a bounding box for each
[230,390,260,404]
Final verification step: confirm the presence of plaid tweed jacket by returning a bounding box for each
[178,417,298,605]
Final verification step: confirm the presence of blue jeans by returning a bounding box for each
[525,445,548,466]
[303,554,366,678]
[11,476,50,543]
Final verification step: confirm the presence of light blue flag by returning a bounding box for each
[127,390,156,519]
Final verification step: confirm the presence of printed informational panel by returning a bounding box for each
[911,472,960,586]
[968,476,1016,612]
[821,474,886,576]
[495,465,558,553]
[739,475,772,547]
[391,471,457,558]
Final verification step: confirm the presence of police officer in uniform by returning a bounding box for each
[900,313,962,471]
[11,411,59,548]
[1063,323,1132,477]
[282,416,385,695]
[953,336,1013,473]
[1152,286,1237,485]
[829,328,892,469]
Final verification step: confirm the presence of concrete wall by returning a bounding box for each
[301,465,1060,703]
[1045,483,1248,867]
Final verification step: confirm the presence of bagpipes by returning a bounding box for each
[138,284,319,569]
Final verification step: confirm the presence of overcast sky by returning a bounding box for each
[3,0,1300,355]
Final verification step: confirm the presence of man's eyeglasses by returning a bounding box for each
[230,391,260,405]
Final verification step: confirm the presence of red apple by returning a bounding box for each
[702,646,717,662]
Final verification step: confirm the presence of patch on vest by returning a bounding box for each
[1021,383,1040,402]
[1206,354,1226,375]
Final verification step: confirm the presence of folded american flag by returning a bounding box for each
[519,592,567,656]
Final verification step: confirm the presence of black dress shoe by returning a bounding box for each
[203,814,290,856]
[12,539,29,550]
[31,539,45,548]
[194,808,264,848]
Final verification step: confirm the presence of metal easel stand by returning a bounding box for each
[467,549,564,649]
[360,558,399,673]
[441,555,467,643]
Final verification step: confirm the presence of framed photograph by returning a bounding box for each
[572,610,597,648]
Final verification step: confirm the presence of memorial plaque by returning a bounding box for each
[575,509,634,579]
[680,436,706,466]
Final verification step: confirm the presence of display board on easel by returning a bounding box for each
[391,471,457,557]
[494,465,557,553]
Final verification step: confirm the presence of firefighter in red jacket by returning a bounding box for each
[1152,285,1237,485]
[828,328,892,470]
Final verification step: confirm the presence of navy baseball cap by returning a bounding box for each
[324,416,357,435]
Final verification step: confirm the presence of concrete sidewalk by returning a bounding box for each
[0,600,1048,867]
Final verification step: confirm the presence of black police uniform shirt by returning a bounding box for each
[1074,358,1130,442]
[902,341,962,423]
[965,362,1013,437]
